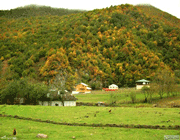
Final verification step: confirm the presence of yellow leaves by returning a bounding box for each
[13,36,18,39]
[80,38,84,45]
[97,31,102,40]
[140,28,148,34]
[172,36,177,41]
[0,56,4,61]
[143,57,147,61]
[70,40,76,46]
[42,71,48,77]
[134,60,138,64]
[40,47,69,77]
[153,41,157,46]
[160,62,165,68]
[154,55,160,61]
[112,37,115,41]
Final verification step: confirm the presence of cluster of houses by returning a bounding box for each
[39,79,150,107]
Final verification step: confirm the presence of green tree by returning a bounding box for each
[153,69,176,98]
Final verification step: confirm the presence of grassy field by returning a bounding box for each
[1,105,180,127]
[74,88,180,107]
[74,89,145,103]
[1,117,179,140]
[0,88,180,139]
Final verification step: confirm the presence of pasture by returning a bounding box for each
[0,117,180,140]
[1,105,180,127]
[1,87,180,139]
[74,88,180,107]
[0,117,179,140]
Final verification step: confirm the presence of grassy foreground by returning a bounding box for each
[1,105,180,126]
[0,117,179,140]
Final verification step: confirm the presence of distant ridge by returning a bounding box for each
[0,4,86,18]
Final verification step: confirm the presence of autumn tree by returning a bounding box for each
[153,69,176,98]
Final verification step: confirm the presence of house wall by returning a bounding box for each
[109,85,118,89]
[39,101,49,106]
[51,101,63,106]
[85,91,91,93]
[72,91,79,94]
[136,85,150,90]
[39,101,76,106]
[64,101,76,106]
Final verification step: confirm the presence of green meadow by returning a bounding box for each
[74,89,180,107]
[1,117,179,140]
[1,89,180,139]
[1,105,180,127]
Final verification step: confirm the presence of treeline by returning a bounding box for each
[0,4,85,18]
[0,4,180,90]
[0,78,49,104]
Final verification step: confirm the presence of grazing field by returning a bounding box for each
[1,105,180,127]
[74,88,145,103]
[1,87,180,139]
[1,117,179,140]
[74,88,180,107]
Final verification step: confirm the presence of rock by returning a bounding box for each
[152,104,157,107]
[36,134,48,138]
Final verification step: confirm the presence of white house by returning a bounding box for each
[136,79,150,89]
[109,84,118,89]
[39,94,77,106]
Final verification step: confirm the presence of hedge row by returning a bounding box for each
[1,114,180,130]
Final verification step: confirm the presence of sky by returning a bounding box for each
[0,0,180,19]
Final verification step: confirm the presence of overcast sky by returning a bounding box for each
[0,0,180,19]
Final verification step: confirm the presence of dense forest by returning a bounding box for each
[0,4,180,91]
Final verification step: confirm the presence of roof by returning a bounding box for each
[86,87,91,90]
[62,94,77,101]
[47,93,77,101]
[136,79,150,83]
[80,83,88,87]
[109,84,118,87]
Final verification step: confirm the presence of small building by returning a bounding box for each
[72,83,91,94]
[39,94,77,106]
[109,84,118,90]
[136,79,150,89]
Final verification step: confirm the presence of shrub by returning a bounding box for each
[130,92,136,103]
[141,86,150,103]
[109,92,119,106]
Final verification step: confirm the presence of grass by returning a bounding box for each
[1,105,180,127]
[74,88,180,107]
[75,88,144,103]
[0,117,180,140]
[0,87,180,139]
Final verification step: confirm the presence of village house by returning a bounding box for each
[109,84,118,90]
[39,94,77,106]
[72,83,91,94]
[136,79,150,89]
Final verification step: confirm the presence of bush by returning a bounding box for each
[109,92,119,106]
[130,92,136,103]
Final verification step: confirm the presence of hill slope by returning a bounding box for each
[0,4,85,18]
[0,4,180,90]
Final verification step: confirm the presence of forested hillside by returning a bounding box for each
[0,4,85,18]
[0,4,180,90]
